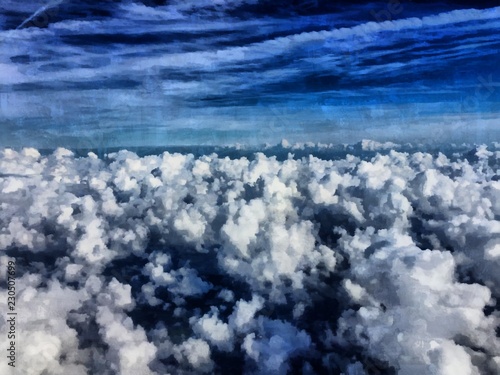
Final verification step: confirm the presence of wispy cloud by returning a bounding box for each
[0,1,499,147]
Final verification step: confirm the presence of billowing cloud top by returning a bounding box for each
[0,1,499,148]
[1,143,500,374]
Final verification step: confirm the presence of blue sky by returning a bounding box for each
[0,0,499,148]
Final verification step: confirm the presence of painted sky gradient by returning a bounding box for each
[0,0,499,148]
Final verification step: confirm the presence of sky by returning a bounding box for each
[0,0,499,148]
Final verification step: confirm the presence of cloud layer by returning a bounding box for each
[1,143,500,374]
[0,1,499,147]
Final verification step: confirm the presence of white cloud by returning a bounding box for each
[1,143,500,374]
[174,338,214,373]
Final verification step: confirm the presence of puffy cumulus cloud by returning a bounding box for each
[334,239,498,374]
[191,309,234,351]
[173,338,214,373]
[96,306,157,375]
[0,274,88,375]
[242,318,312,374]
[0,143,500,374]
[229,294,265,332]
